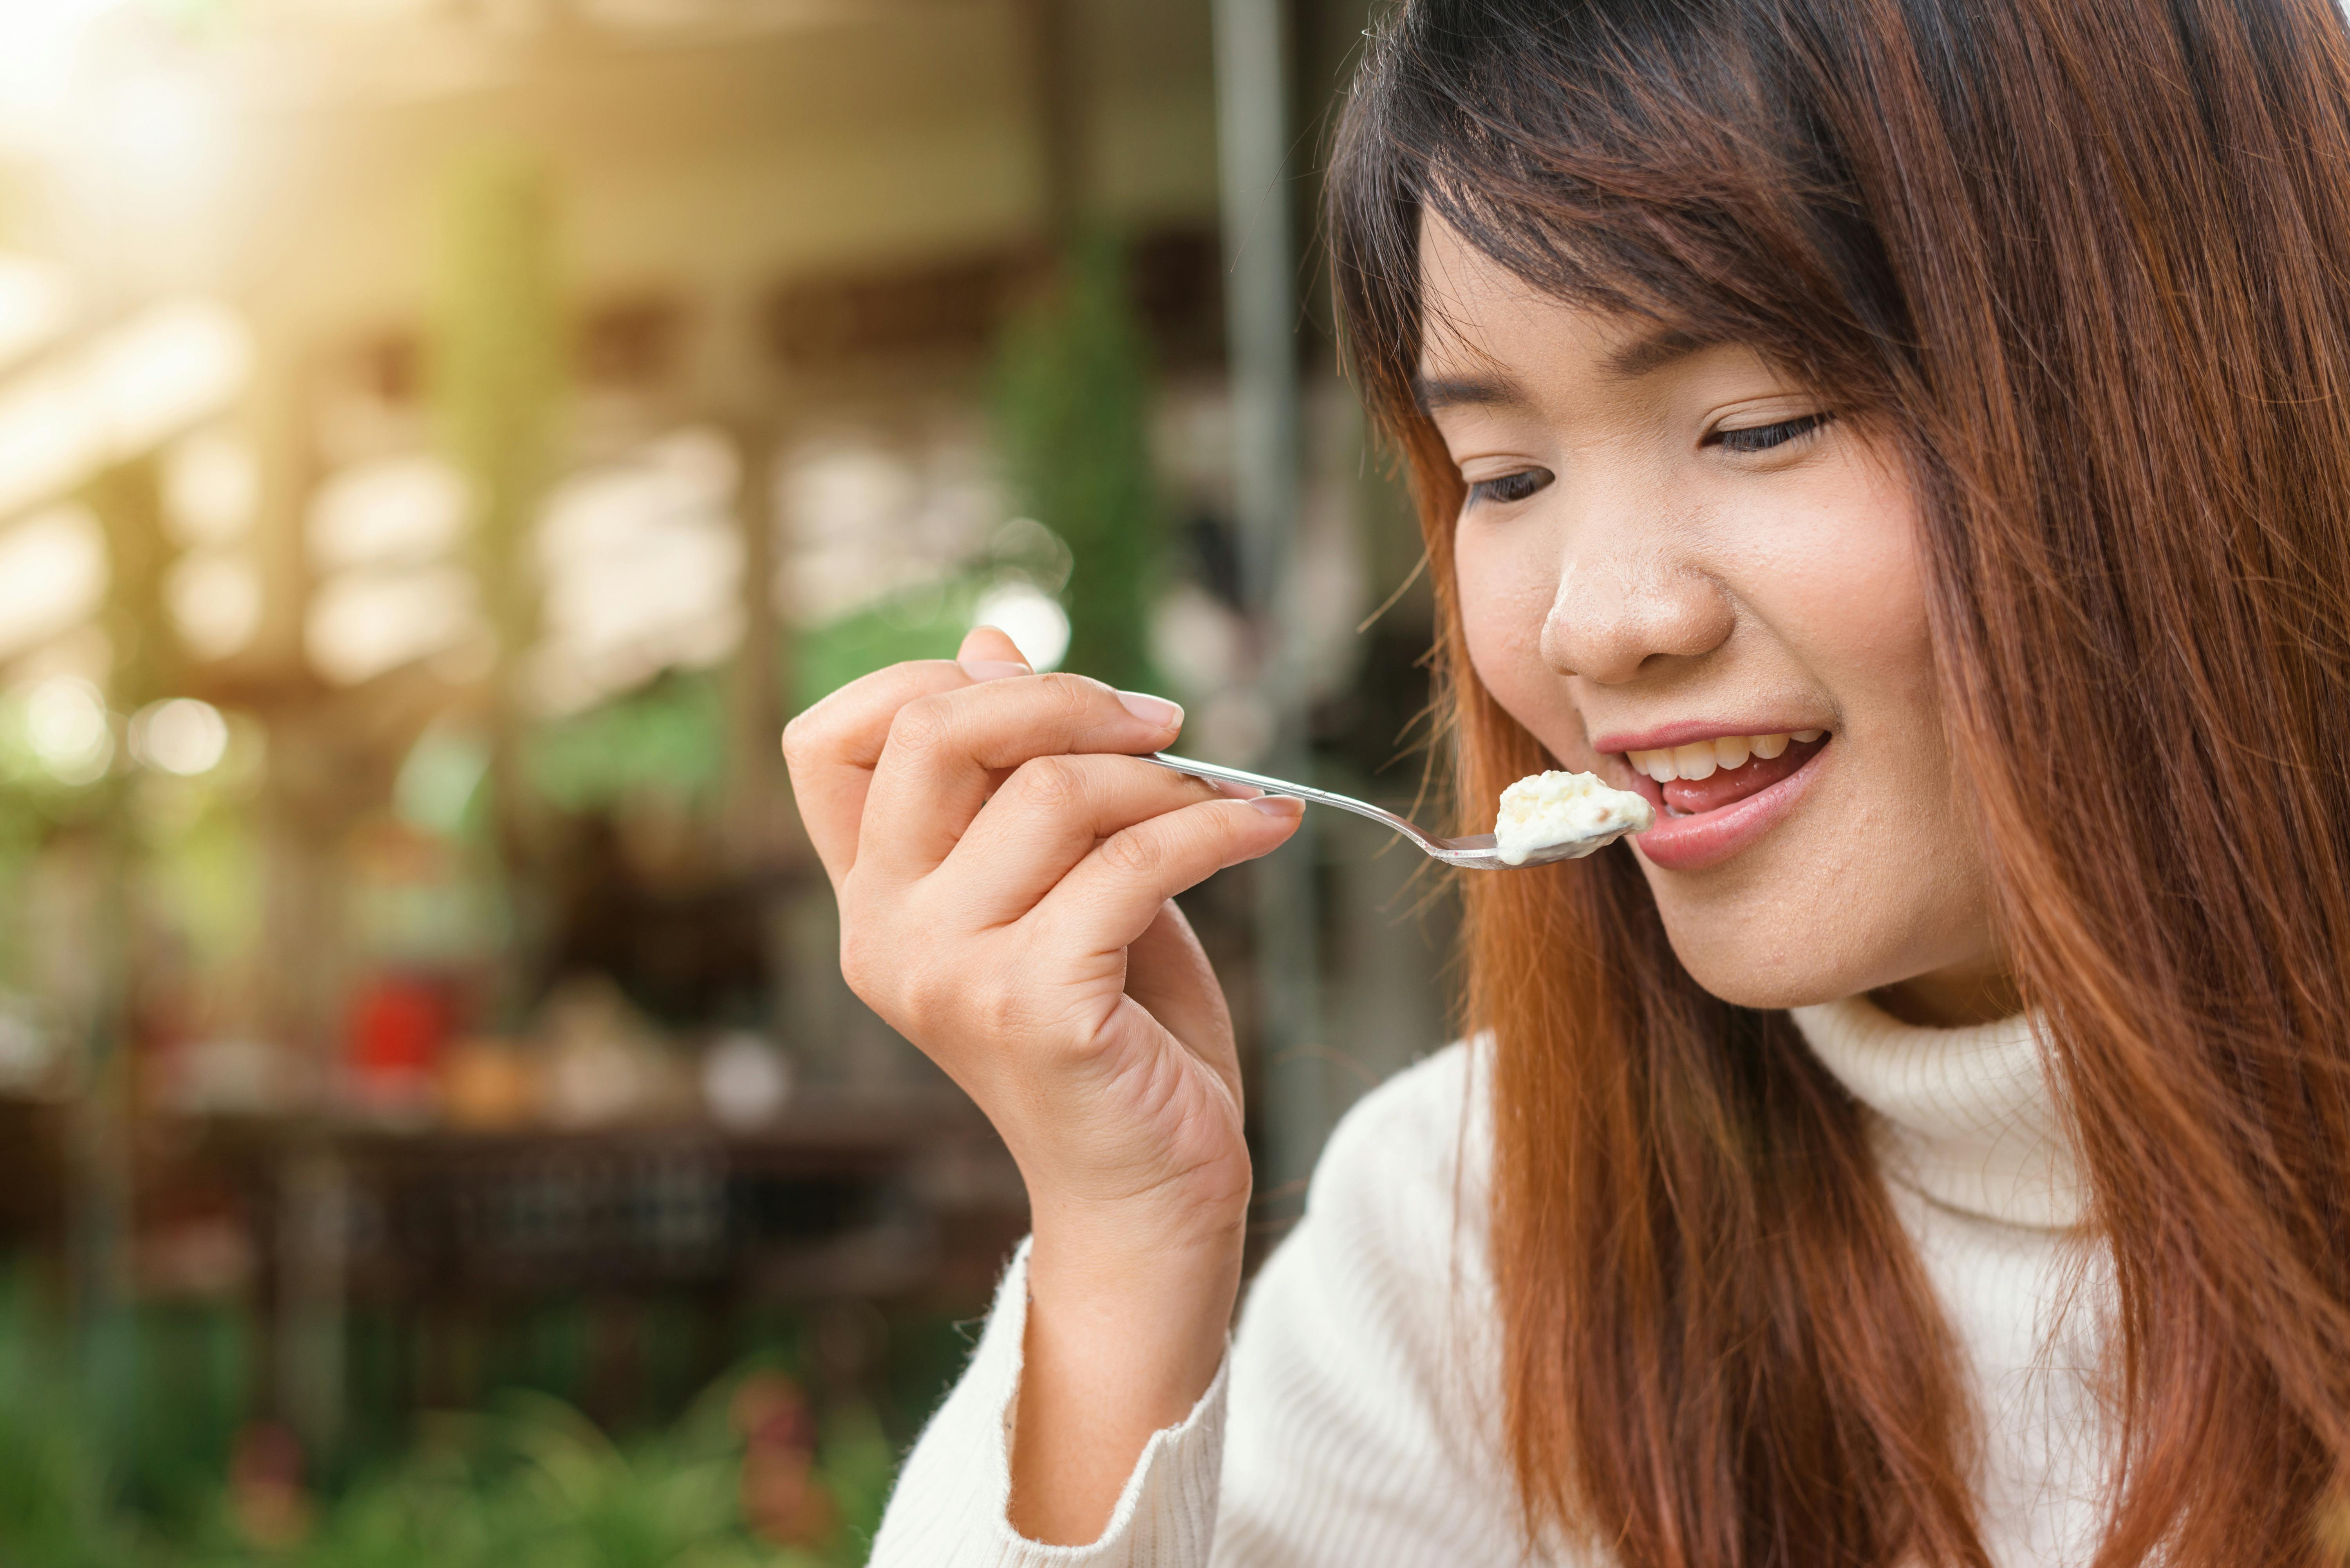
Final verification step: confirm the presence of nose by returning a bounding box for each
[1538,528,1735,685]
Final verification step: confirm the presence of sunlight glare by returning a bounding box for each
[0,0,129,125]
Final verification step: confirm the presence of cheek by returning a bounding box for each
[1732,453,1933,696]
[1665,452,1978,1000]
[1455,525,1564,721]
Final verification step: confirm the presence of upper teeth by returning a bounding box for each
[1627,730,1823,783]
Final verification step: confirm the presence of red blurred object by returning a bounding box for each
[344,975,456,1112]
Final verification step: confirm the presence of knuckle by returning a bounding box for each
[779,697,839,762]
[840,887,1006,1046]
[897,974,955,1039]
[885,695,956,761]
[837,924,885,1005]
[1008,754,1088,816]
[1097,825,1169,880]
[835,879,905,1007]
[779,711,821,771]
[970,976,1036,1040]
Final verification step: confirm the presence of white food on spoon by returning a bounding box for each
[1493,769,1656,865]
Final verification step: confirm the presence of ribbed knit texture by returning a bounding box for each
[869,996,2111,1566]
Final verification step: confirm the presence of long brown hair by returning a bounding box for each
[1327,1,2350,1564]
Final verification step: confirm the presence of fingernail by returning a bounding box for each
[961,659,1030,682]
[1247,795,1304,819]
[1117,690,1183,728]
[1211,780,1261,800]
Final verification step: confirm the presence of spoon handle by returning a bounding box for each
[1135,753,1439,851]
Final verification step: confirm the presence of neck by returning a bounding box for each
[1871,957,2019,1029]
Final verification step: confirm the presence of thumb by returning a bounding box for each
[958,623,1034,673]
[1124,901,1239,1092]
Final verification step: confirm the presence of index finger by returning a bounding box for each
[855,672,1185,884]
[783,657,1015,885]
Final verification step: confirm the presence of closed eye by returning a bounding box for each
[1708,412,1833,454]
[1466,468,1554,508]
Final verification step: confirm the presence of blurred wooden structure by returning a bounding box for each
[0,0,1446,1459]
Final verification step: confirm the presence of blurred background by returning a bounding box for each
[0,0,1453,1561]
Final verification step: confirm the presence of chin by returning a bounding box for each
[1646,885,1901,1013]
[1665,944,1864,1012]
[1650,877,1997,1018]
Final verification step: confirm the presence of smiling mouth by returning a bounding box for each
[1621,730,1831,818]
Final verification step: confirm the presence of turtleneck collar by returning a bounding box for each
[1789,994,2086,1232]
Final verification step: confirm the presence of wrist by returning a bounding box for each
[1010,1220,1238,1545]
[1029,1194,1250,1316]
[1023,1198,1240,1405]
[1027,1186,1244,1279]
[1020,1157,1248,1257]
[1027,1221,1240,1309]
[1025,1209,1241,1361]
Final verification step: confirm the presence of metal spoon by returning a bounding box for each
[1135,752,1639,869]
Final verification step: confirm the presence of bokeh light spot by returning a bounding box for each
[970,579,1070,672]
[24,676,112,783]
[131,697,228,776]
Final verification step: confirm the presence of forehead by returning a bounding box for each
[1415,216,1708,401]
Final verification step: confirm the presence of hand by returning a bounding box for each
[782,626,1303,1542]
[783,624,1298,1244]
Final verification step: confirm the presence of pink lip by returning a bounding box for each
[1591,718,1831,753]
[1630,735,1832,872]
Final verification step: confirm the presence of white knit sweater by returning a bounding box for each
[870,997,2111,1566]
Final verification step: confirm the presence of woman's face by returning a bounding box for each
[1420,219,2009,1024]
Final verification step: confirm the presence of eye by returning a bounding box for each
[1709,411,1833,454]
[1466,468,1554,507]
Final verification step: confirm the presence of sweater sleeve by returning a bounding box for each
[866,1236,1231,1567]
[1213,1044,1537,1567]
[870,1044,1535,1568]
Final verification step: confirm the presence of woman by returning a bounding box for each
[786,0,2350,1561]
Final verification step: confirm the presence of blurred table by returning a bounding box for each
[164,1090,1028,1437]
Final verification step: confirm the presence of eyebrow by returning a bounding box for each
[1413,371,1528,414]
[1602,325,1710,378]
[1415,327,1714,415]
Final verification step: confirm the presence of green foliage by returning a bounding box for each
[0,1279,233,1561]
[0,1332,154,1567]
[790,580,984,717]
[992,235,1166,692]
[208,1386,885,1568]
[525,672,728,817]
[522,559,1032,813]
[0,1280,898,1568]
[788,520,1081,712]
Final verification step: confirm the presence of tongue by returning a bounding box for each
[1659,735,1828,816]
